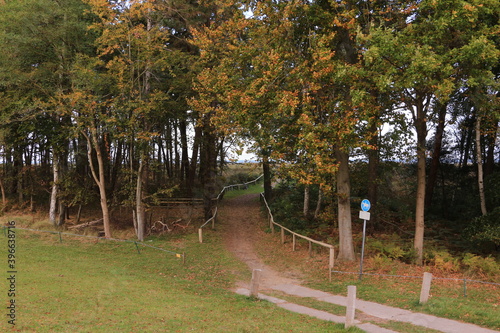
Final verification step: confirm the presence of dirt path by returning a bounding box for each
[218,193,498,333]
[220,193,302,290]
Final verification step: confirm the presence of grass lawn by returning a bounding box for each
[1,227,349,332]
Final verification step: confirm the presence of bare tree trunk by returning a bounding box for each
[367,122,380,231]
[413,97,427,266]
[201,128,217,220]
[84,130,112,239]
[187,125,202,196]
[484,120,498,177]
[135,158,146,241]
[461,116,474,169]
[426,103,447,207]
[475,116,487,216]
[262,152,272,202]
[179,119,190,182]
[49,152,59,226]
[0,173,7,212]
[58,201,66,227]
[314,186,322,219]
[14,150,23,205]
[303,184,310,218]
[335,148,355,262]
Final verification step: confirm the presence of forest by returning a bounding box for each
[0,0,498,266]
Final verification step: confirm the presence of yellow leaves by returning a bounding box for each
[278,90,299,113]
[239,94,257,108]
[463,3,477,12]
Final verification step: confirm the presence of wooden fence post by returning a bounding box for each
[292,234,296,251]
[329,247,335,281]
[198,228,203,243]
[280,227,285,244]
[420,272,433,304]
[345,285,357,328]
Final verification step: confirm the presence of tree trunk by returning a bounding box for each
[84,130,112,239]
[179,119,190,182]
[335,148,355,262]
[200,115,218,220]
[484,120,498,177]
[367,121,380,231]
[475,115,487,216]
[187,125,202,196]
[0,174,6,212]
[413,98,427,266]
[49,152,59,226]
[109,139,123,197]
[426,103,447,207]
[303,184,310,218]
[135,158,146,241]
[461,116,474,170]
[58,201,66,227]
[14,149,23,205]
[314,186,322,219]
[262,152,272,202]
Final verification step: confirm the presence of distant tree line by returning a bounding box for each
[0,0,498,262]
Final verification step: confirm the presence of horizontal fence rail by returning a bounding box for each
[198,174,263,243]
[3,226,186,263]
[260,192,335,280]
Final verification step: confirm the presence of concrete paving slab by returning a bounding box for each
[235,287,398,333]
[270,284,499,333]
[357,323,400,333]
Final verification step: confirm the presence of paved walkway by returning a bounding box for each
[236,283,498,333]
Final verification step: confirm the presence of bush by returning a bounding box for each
[464,207,500,250]
[367,235,416,263]
[462,253,500,280]
[424,249,461,273]
[368,253,394,273]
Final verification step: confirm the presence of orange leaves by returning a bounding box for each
[278,90,299,113]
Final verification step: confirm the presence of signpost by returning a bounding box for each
[359,199,370,280]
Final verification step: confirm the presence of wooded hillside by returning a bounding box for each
[0,0,498,261]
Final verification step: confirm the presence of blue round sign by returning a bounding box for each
[361,199,371,212]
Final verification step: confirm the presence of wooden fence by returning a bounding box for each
[260,193,336,280]
[198,175,263,243]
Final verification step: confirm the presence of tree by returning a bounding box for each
[193,0,394,261]
[363,0,499,264]
[0,0,96,224]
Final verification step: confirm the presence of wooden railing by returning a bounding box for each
[260,193,336,280]
[198,175,263,243]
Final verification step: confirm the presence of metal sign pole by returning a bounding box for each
[359,219,367,281]
[359,199,371,281]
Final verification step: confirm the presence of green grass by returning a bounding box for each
[1,227,348,332]
[223,182,264,199]
[307,273,500,330]
[2,185,498,331]
[265,291,444,333]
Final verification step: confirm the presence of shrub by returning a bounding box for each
[368,253,394,272]
[424,249,461,273]
[464,207,500,250]
[462,253,500,279]
[368,235,415,263]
